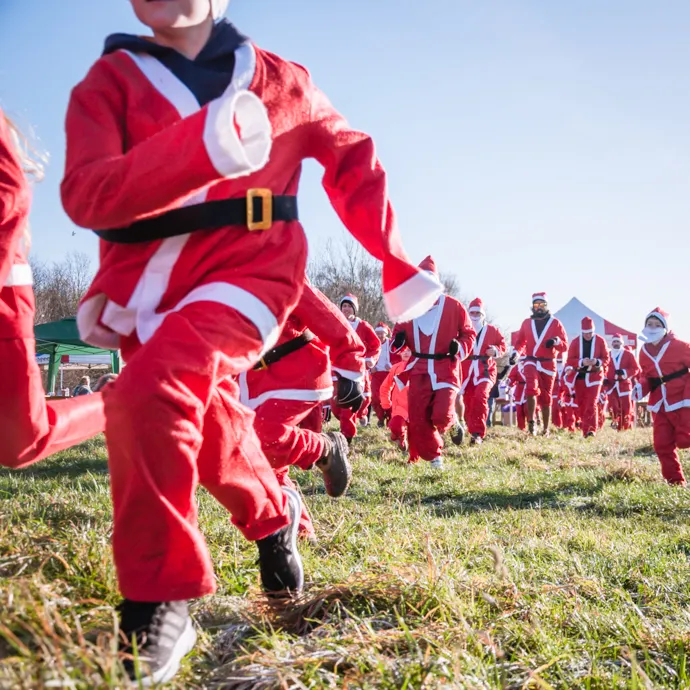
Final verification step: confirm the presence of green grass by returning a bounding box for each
[1,425,690,688]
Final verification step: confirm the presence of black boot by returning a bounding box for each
[315,432,352,497]
[118,599,196,686]
[451,422,466,446]
[256,488,304,597]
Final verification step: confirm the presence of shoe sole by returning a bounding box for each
[136,617,197,687]
[281,487,305,593]
[322,432,352,498]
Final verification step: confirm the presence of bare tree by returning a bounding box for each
[30,251,93,324]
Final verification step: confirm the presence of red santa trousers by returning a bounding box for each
[332,401,358,439]
[562,406,578,432]
[462,379,493,439]
[407,376,457,462]
[371,370,390,423]
[274,469,315,537]
[300,404,323,433]
[389,414,408,447]
[524,366,555,409]
[104,302,289,602]
[253,398,327,472]
[574,380,601,436]
[551,399,563,429]
[516,404,527,431]
[357,371,372,420]
[610,391,633,431]
[653,408,690,485]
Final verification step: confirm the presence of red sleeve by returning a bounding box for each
[490,326,506,357]
[292,283,365,381]
[379,369,396,410]
[513,321,528,354]
[0,114,30,287]
[624,351,641,380]
[61,57,271,231]
[554,321,568,355]
[596,337,609,369]
[455,302,476,361]
[566,340,580,371]
[358,320,381,365]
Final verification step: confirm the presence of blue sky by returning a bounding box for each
[1,0,689,338]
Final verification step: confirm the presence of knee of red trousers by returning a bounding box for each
[431,389,457,433]
[336,408,357,439]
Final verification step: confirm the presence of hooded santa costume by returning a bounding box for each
[566,317,610,437]
[238,281,364,538]
[0,110,108,469]
[331,294,381,439]
[60,7,442,611]
[379,348,412,451]
[513,292,568,434]
[606,334,641,431]
[635,308,690,485]
[458,298,506,442]
[391,256,475,466]
[371,321,399,426]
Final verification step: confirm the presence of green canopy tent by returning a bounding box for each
[34,317,121,394]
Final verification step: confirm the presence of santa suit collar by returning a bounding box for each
[415,298,443,336]
[347,317,361,331]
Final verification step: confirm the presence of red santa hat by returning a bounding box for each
[581,317,595,334]
[611,333,623,344]
[418,255,439,278]
[374,321,391,335]
[645,307,669,330]
[339,293,359,315]
[532,292,548,304]
[210,0,229,19]
[469,297,485,315]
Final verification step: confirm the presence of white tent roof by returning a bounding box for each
[553,297,638,348]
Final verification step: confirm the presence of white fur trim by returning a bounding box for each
[384,271,444,323]
[238,372,333,410]
[581,329,594,335]
[552,336,561,345]
[646,310,668,330]
[3,263,33,287]
[204,90,272,178]
[77,294,121,350]
[332,367,365,384]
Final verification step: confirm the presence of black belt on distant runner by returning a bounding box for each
[253,330,314,371]
[468,355,489,361]
[649,367,689,392]
[93,190,299,244]
[412,351,452,360]
[525,356,552,363]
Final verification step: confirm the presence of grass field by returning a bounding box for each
[1,424,690,688]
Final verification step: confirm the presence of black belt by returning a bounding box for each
[93,190,299,244]
[525,356,552,363]
[468,355,489,361]
[253,331,314,371]
[412,351,452,360]
[649,367,689,392]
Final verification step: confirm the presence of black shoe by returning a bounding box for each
[256,487,304,597]
[377,419,385,428]
[528,421,536,437]
[315,432,352,498]
[585,431,595,438]
[118,599,196,686]
[470,433,483,446]
[451,423,465,446]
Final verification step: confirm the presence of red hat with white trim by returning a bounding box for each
[340,294,359,315]
[418,255,439,278]
[645,307,669,330]
[375,321,391,335]
[469,297,485,315]
[612,333,623,344]
[581,317,595,334]
[532,292,548,304]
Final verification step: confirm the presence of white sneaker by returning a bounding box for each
[430,457,444,470]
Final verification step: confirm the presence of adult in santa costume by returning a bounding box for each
[606,334,641,431]
[239,281,365,540]
[371,321,399,427]
[391,256,475,468]
[60,0,443,683]
[455,298,506,445]
[566,317,609,438]
[634,308,690,486]
[379,347,412,451]
[332,294,381,440]
[0,110,110,469]
[513,293,568,436]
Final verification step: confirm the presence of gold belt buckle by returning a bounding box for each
[246,188,273,231]
[255,357,268,371]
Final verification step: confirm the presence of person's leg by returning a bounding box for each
[653,410,686,485]
[104,303,291,602]
[407,376,442,462]
[467,381,492,440]
[332,401,357,441]
[619,394,632,431]
[371,371,388,425]
[523,365,539,433]
[517,404,526,430]
[538,372,555,434]
[274,468,315,538]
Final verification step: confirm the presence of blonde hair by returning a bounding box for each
[3,113,47,182]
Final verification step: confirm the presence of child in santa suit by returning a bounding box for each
[391,256,475,469]
[606,334,641,431]
[238,281,365,540]
[507,358,529,430]
[379,347,412,452]
[634,308,690,486]
[332,294,381,440]
[60,1,443,682]
[455,298,506,445]
[513,293,568,436]
[566,317,610,438]
[560,366,579,433]
[0,110,111,469]
[371,321,399,427]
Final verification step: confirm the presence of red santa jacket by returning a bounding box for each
[514,316,568,375]
[460,323,506,389]
[61,28,441,352]
[238,282,365,409]
[507,363,527,404]
[394,295,475,390]
[0,112,34,340]
[348,318,381,369]
[638,335,690,414]
[606,348,640,396]
[372,338,400,373]
[379,360,411,421]
[566,335,610,388]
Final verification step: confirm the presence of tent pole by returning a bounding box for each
[47,345,58,395]
[111,351,121,374]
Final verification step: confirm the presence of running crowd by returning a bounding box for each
[1,0,689,684]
